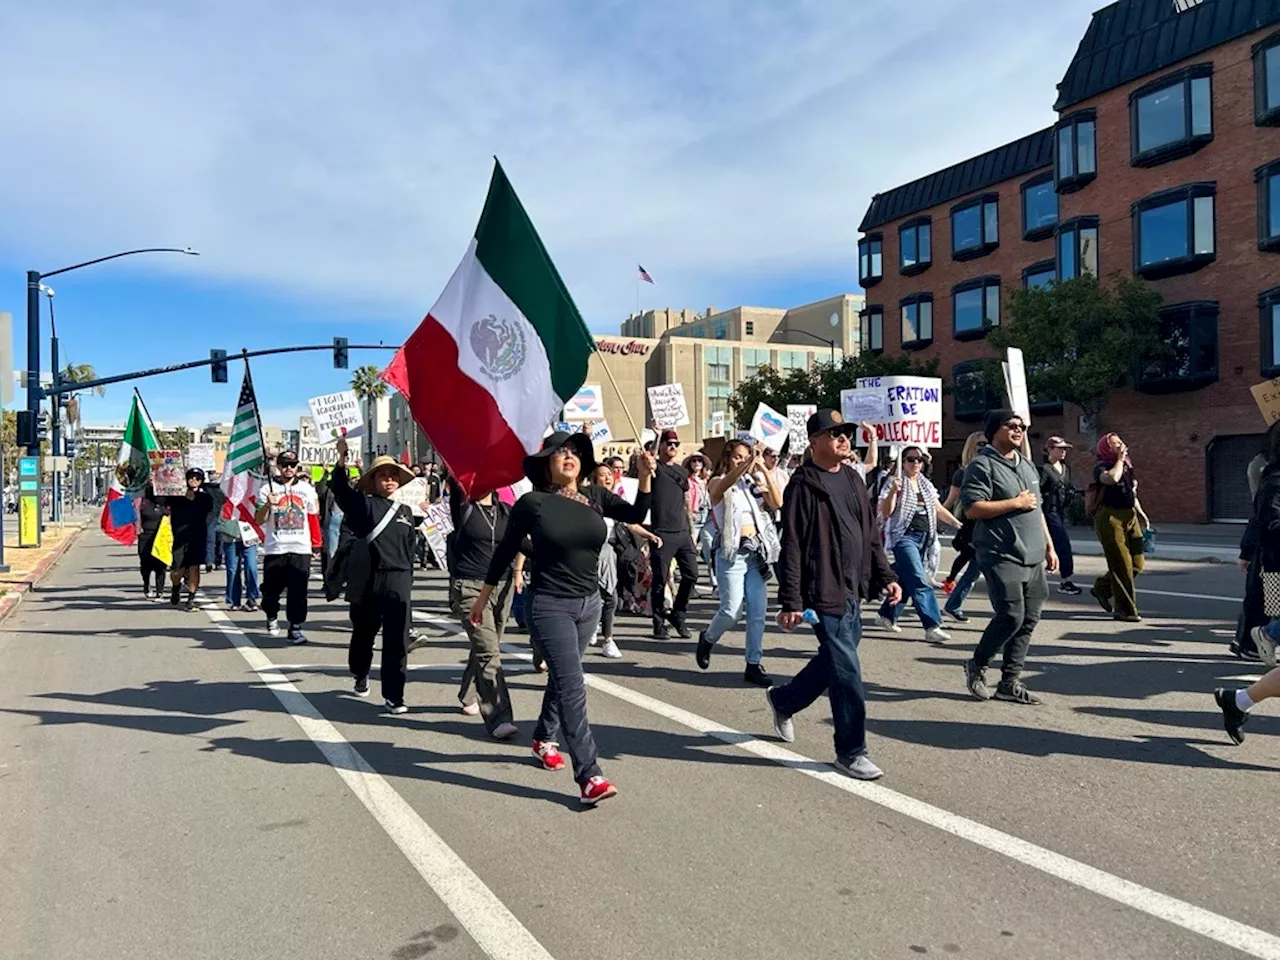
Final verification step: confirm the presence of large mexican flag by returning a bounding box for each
[100,395,159,545]
[382,160,594,498]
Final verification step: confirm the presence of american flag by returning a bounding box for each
[220,368,266,537]
[638,264,655,284]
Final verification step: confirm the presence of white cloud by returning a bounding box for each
[0,0,1099,331]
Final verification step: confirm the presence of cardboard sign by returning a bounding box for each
[149,450,186,496]
[1006,347,1031,425]
[709,411,726,438]
[841,387,891,424]
[749,402,790,453]
[420,502,451,568]
[187,443,216,471]
[582,419,613,445]
[392,477,429,516]
[1252,377,1280,425]
[151,516,173,566]
[850,376,943,448]
[308,390,364,441]
[647,383,690,429]
[299,438,362,466]
[786,404,817,451]
[563,383,605,421]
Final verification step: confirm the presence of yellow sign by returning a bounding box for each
[18,496,39,547]
[151,516,173,567]
[1251,377,1280,425]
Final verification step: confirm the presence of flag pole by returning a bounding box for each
[133,387,160,443]
[241,350,273,494]
[594,350,644,444]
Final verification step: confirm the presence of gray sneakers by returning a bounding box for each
[1251,626,1277,669]
[964,660,992,701]
[834,755,884,780]
[994,680,1042,705]
[764,687,795,743]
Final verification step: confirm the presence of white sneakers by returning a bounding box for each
[874,615,902,634]
[925,626,952,643]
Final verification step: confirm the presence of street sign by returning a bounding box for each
[18,457,37,477]
[18,456,40,547]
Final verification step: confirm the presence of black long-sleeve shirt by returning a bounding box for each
[486,486,651,597]
[450,484,515,581]
[330,464,421,573]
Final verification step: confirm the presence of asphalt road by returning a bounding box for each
[3,534,1277,960]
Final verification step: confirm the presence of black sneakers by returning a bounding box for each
[964,661,991,701]
[169,584,181,607]
[743,663,770,687]
[667,612,692,640]
[994,680,1042,705]
[695,630,713,670]
[651,620,670,640]
[353,676,370,698]
[1214,688,1248,745]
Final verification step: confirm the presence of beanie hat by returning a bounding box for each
[983,408,1017,442]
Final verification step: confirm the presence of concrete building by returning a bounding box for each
[856,0,1280,521]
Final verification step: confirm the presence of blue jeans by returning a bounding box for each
[878,532,942,629]
[769,597,868,760]
[704,547,768,665]
[222,541,260,606]
[944,556,983,616]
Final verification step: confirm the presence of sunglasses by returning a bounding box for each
[1003,422,1027,432]
[824,428,854,440]
[904,456,926,464]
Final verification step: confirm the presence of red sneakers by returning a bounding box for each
[532,740,566,771]
[580,776,617,805]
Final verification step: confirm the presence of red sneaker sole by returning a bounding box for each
[581,785,617,805]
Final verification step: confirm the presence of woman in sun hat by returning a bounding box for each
[469,431,654,806]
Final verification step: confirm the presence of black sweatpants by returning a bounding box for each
[348,570,413,705]
[139,553,166,591]
[262,553,311,626]
[650,530,698,624]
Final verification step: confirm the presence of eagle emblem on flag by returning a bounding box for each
[470,313,528,382]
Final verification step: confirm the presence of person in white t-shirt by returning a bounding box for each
[253,450,322,643]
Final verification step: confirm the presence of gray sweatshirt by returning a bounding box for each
[959,446,1047,567]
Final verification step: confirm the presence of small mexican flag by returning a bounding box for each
[382,160,594,498]
[100,395,159,545]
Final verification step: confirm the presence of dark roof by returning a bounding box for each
[1056,0,1280,111]
[857,128,1053,233]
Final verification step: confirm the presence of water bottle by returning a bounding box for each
[801,608,819,625]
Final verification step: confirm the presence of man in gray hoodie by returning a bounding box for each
[959,409,1058,704]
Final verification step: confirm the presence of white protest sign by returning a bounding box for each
[187,443,216,472]
[749,403,790,453]
[850,376,943,448]
[641,428,656,447]
[421,502,452,568]
[583,419,613,445]
[736,430,756,444]
[647,383,690,429]
[786,404,816,451]
[308,390,364,442]
[563,383,605,421]
[841,387,891,424]
[392,477,429,516]
[710,411,726,438]
[299,438,362,466]
[1006,347,1031,426]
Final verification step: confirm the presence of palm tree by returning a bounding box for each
[61,363,105,430]
[350,364,388,450]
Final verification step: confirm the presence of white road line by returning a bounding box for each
[196,600,555,960]
[1138,588,1241,603]
[487,642,1280,959]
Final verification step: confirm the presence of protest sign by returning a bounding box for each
[149,450,186,496]
[841,388,890,424]
[392,477,429,516]
[736,430,756,444]
[787,404,817,451]
[710,411,726,438]
[848,376,943,448]
[1006,348,1031,425]
[749,403,790,453]
[1253,377,1280,425]
[187,443,216,472]
[238,521,261,547]
[308,390,364,441]
[647,383,690,429]
[299,438,362,467]
[563,383,605,421]
[151,516,173,566]
[641,428,656,447]
[582,419,613,445]
[421,502,452,568]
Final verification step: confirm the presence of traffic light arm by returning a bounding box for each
[38,343,398,398]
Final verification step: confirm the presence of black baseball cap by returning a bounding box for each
[807,408,855,438]
[276,450,299,467]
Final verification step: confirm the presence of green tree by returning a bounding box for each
[986,273,1163,443]
[730,352,941,428]
[350,364,388,437]
[157,425,192,453]
[60,362,105,430]
[2,409,17,482]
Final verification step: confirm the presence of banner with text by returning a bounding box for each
[647,383,690,429]
[308,390,364,441]
[786,404,817,452]
[299,438,363,467]
[187,443,216,472]
[845,376,943,448]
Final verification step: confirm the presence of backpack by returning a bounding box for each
[1084,482,1102,518]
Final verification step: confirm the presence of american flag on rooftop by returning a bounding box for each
[637,264,655,284]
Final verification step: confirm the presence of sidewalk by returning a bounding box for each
[943,521,1242,563]
[0,507,94,619]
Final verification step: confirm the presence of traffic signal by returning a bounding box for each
[211,349,228,383]
[333,336,349,369]
[15,410,34,447]
[36,412,49,443]
[64,439,77,459]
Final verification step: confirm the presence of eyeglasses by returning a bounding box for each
[1002,422,1027,432]
[904,456,925,464]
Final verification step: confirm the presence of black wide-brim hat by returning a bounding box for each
[523,431,597,485]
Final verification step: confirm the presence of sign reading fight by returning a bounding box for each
[845,376,943,447]
[308,390,364,441]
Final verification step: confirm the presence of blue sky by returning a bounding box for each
[0,0,1099,432]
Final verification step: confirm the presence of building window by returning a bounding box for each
[1255,31,1280,126]
[744,320,754,336]
[952,276,1001,341]
[707,387,730,416]
[951,194,999,260]
[706,345,731,386]
[1130,64,1213,167]
[1022,259,1056,289]
[1258,160,1280,253]
[1263,288,1280,376]
[859,307,884,355]
[900,294,933,349]
[1137,301,1218,394]
[953,360,999,422]
[1054,110,1096,193]
[1021,172,1058,240]
[899,217,932,275]
[714,319,728,339]
[779,350,809,373]
[859,233,883,286]
[1132,182,1216,279]
[1056,216,1099,280]
[742,348,769,380]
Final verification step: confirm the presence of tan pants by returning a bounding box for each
[457,577,514,731]
[1093,507,1145,618]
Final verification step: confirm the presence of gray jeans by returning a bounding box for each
[972,561,1047,683]
[528,589,603,785]
[457,577,514,731]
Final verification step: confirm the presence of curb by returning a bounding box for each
[0,521,91,624]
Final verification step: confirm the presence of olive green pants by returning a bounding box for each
[1093,507,1145,618]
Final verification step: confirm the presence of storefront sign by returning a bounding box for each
[596,339,651,357]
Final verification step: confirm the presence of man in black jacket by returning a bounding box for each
[765,409,900,780]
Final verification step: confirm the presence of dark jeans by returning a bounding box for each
[349,570,413,705]
[599,587,617,637]
[650,530,698,623]
[1044,510,1075,580]
[262,553,311,626]
[769,597,868,761]
[1237,562,1264,656]
[971,561,1047,683]
[528,590,604,785]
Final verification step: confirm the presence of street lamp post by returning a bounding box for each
[787,328,837,366]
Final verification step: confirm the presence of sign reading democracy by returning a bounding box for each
[308,390,364,441]
[299,438,362,467]
[648,383,690,429]
[847,376,943,447]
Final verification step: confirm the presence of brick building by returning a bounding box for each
[856,0,1280,522]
